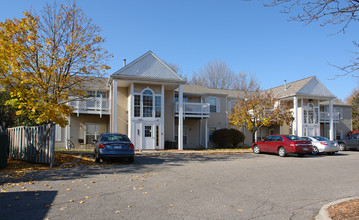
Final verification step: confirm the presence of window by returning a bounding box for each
[145,126,152,137]
[304,103,318,124]
[175,126,188,145]
[335,108,343,119]
[86,91,96,97]
[143,89,153,117]
[155,96,161,118]
[209,97,217,112]
[174,96,188,103]
[85,124,107,144]
[133,88,162,118]
[134,95,141,117]
[97,91,106,98]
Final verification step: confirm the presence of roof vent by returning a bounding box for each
[284,80,287,90]
[123,59,126,67]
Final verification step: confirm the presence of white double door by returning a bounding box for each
[134,122,160,150]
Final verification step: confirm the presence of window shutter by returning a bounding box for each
[216,97,220,112]
[55,124,61,141]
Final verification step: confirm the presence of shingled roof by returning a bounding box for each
[112,51,185,83]
[265,76,336,99]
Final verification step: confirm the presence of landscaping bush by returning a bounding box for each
[211,128,245,148]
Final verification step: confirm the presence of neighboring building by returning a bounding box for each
[55,51,352,149]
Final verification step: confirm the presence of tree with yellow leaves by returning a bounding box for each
[227,90,294,143]
[0,1,111,127]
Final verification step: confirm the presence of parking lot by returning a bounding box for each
[1,151,359,220]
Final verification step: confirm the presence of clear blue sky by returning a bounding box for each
[1,0,358,101]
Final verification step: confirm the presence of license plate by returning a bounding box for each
[114,145,122,149]
[303,148,308,150]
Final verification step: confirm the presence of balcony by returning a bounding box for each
[175,102,210,118]
[320,111,340,123]
[69,97,110,117]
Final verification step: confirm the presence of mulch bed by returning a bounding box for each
[327,199,359,219]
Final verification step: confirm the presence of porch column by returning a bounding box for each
[112,80,118,133]
[205,118,208,149]
[66,116,71,149]
[329,99,334,140]
[161,84,165,149]
[178,84,183,150]
[293,97,298,136]
[128,83,134,140]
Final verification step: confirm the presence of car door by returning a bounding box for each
[346,134,358,148]
[261,136,272,152]
[269,136,283,153]
[266,136,279,153]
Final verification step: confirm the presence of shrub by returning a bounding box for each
[211,128,245,148]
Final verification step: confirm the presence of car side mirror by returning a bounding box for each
[92,139,98,143]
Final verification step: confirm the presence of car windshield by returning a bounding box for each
[100,134,130,142]
[313,136,330,141]
[284,135,304,141]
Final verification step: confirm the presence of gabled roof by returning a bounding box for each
[266,76,336,99]
[111,51,185,83]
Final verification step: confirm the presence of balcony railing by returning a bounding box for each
[69,97,110,117]
[175,102,210,118]
[320,111,340,123]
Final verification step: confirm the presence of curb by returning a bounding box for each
[315,197,359,220]
[134,150,253,155]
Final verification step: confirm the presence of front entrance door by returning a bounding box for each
[143,124,154,149]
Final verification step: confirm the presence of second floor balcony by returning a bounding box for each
[175,102,210,118]
[69,97,110,117]
[320,111,340,123]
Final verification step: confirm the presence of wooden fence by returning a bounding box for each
[7,124,56,167]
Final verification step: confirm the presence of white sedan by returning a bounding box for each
[301,136,339,155]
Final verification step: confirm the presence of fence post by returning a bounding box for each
[49,124,55,168]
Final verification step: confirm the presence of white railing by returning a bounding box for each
[69,97,110,117]
[320,111,340,122]
[175,102,210,117]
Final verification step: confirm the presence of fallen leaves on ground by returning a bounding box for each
[328,199,359,220]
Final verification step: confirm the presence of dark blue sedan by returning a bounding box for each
[94,133,135,163]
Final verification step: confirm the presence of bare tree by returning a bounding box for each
[233,73,261,92]
[265,0,359,77]
[190,60,236,89]
[164,61,188,82]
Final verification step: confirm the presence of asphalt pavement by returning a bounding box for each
[1,151,359,220]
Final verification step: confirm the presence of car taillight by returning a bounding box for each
[320,142,328,145]
[99,143,105,149]
[290,143,298,147]
[129,144,135,150]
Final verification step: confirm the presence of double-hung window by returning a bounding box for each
[133,88,161,118]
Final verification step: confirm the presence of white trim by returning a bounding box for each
[178,84,183,150]
[112,80,118,132]
[161,84,165,149]
[329,100,334,140]
[128,83,134,139]
[293,97,298,136]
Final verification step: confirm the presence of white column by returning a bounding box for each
[205,118,208,149]
[161,84,165,149]
[112,80,118,133]
[329,99,334,140]
[66,116,71,149]
[178,84,183,150]
[293,97,298,136]
[128,83,134,139]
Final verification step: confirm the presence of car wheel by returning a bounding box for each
[94,152,101,163]
[297,153,305,157]
[278,147,287,157]
[128,157,134,163]
[312,147,319,155]
[253,145,260,154]
[339,143,346,151]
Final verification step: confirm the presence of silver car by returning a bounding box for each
[302,136,339,155]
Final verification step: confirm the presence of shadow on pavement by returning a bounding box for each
[0,190,57,220]
[0,153,256,184]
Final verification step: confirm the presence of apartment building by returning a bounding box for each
[55,51,352,150]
